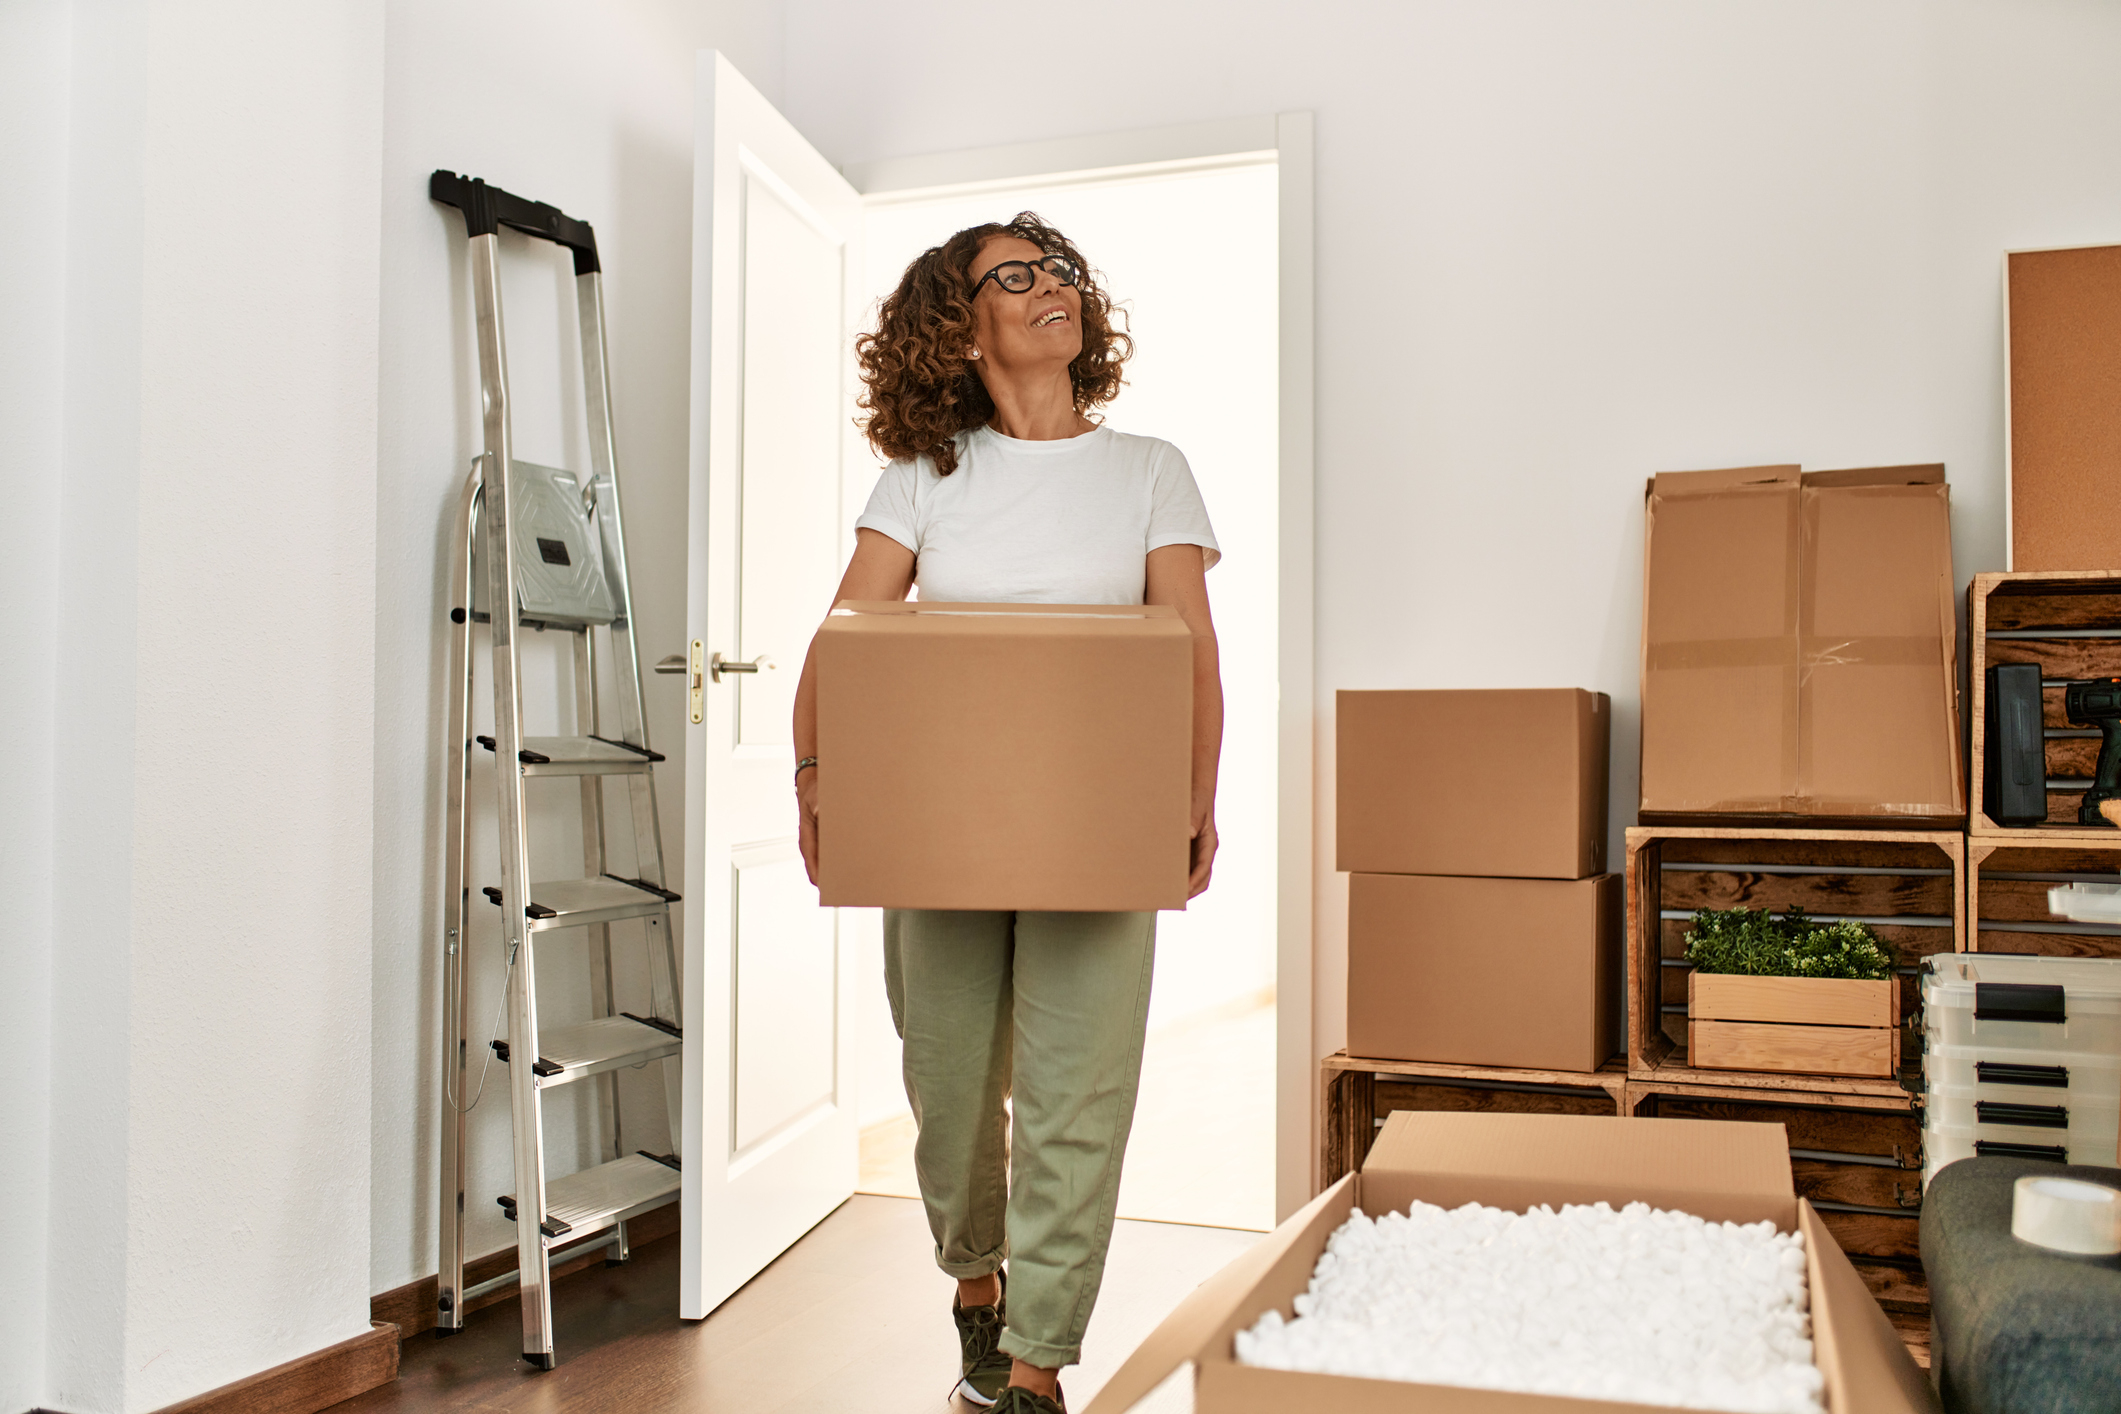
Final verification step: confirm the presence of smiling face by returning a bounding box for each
[967,234,1084,373]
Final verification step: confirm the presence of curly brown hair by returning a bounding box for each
[856,212,1130,476]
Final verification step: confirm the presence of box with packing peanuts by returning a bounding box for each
[1083,1111,1940,1414]
[815,600,1193,912]
[1345,873,1620,1073]
[1336,689,1610,880]
[1639,464,1963,823]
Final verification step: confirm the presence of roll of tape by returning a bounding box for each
[2012,1175,2121,1255]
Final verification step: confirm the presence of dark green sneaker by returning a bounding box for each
[989,1386,1065,1414]
[952,1272,1010,1406]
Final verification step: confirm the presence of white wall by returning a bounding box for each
[369,2,784,1297]
[6,1,385,1410]
[780,0,2121,1113]
[0,2,73,1406]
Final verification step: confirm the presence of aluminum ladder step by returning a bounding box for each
[494,1014,680,1088]
[482,875,679,931]
[500,1152,680,1245]
[476,733,664,776]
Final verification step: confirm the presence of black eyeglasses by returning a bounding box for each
[971,254,1081,297]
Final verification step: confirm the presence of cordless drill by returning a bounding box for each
[2065,676,2121,826]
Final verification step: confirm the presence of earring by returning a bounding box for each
[968,348,982,360]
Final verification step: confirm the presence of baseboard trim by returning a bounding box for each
[152,1322,398,1414]
[371,1203,681,1338]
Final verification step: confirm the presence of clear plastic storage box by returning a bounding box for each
[1922,1043,2121,1110]
[1923,1116,2120,1185]
[1920,953,2121,1058]
[1924,1083,2118,1151]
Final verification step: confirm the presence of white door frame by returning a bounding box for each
[845,114,1318,1223]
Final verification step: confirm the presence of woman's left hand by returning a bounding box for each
[1149,543,1222,904]
[1188,797,1218,899]
[796,768,821,886]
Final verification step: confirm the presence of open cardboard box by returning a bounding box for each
[1084,1111,1937,1414]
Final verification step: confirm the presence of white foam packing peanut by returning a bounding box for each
[1234,1200,1824,1414]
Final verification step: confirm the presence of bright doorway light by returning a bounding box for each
[850,161,1280,1231]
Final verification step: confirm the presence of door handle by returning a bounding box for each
[652,655,687,674]
[709,652,775,683]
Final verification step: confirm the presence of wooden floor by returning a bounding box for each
[336,1190,1926,1413]
[333,1195,1255,1414]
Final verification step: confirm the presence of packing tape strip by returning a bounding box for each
[1798,635,1948,670]
[1645,631,1942,674]
[1642,637,1796,670]
[2012,1175,2121,1255]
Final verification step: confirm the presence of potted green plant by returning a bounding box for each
[1682,908,1900,1078]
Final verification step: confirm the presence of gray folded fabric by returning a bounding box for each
[1922,1156,2121,1414]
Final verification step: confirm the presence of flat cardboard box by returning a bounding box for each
[1337,689,1609,879]
[1084,1111,1939,1414]
[1640,464,1963,822]
[1346,873,1619,1072]
[2007,244,2121,572]
[815,601,1192,911]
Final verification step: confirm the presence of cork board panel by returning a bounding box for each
[2008,245,2121,572]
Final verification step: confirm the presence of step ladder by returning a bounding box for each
[429,170,683,1369]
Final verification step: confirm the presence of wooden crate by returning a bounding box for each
[1969,570,2121,835]
[1627,826,1962,1098]
[1687,974,1901,1078]
[1627,1080,1928,1329]
[1967,835,2121,961]
[1319,1053,1627,1187]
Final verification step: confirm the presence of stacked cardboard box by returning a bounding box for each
[1337,689,1619,1072]
[1639,464,1962,824]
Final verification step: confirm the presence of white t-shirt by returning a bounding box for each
[854,424,1219,605]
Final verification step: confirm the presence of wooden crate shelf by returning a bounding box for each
[1319,1052,1627,1187]
[1626,1079,1928,1333]
[1625,826,1963,1096]
[1969,570,2121,837]
[1967,835,2121,960]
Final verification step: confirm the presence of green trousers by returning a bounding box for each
[883,908,1157,1370]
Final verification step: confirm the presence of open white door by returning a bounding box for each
[680,50,864,1318]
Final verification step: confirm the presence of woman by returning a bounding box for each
[792,213,1222,1413]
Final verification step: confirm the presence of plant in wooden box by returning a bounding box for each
[1684,908,1900,1078]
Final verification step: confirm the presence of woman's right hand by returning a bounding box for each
[796,768,821,885]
